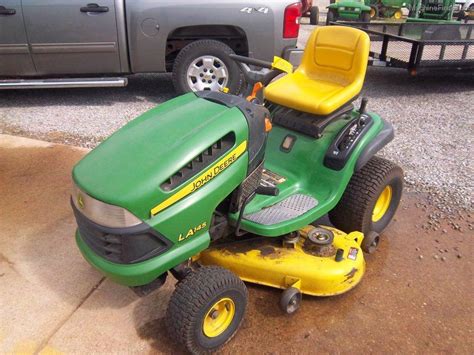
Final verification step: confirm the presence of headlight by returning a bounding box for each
[72,184,142,228]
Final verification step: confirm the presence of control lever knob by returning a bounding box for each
[256,185,279,196]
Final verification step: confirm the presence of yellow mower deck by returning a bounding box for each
[199,226,366,297]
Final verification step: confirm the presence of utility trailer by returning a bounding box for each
[336,22,474,74]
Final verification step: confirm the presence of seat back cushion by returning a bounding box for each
[298,26,370,87]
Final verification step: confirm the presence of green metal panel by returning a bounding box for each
[230,112,384,236]
[329,1,371,12]
[72,91,386,286]
[76,230,210,286]
[73,92,248,221]
[73,92,251,285]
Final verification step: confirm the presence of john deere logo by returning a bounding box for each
[77,194,85,209]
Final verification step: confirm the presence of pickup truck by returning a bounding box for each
[0,0,302,93]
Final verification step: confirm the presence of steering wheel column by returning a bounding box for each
[228,54,293,98]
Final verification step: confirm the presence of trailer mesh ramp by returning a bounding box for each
[244,194,318,225]
[335,22,474,71]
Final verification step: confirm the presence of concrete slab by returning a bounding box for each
[46,279,178,354]
[1,134,472,354]
[0,135,103,353]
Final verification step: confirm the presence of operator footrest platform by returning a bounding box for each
[244,194,318,225]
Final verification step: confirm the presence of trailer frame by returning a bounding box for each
[333,22,474,74]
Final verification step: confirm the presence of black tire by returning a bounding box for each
[361,11,371,23]
[326,9,337,25]
[361,231,380,254]
[172,39,242,95]
[280,287,302,314]
[329,156,403,236]
[166,266,248,354]
[130,273,167,297]
[369,5,379,19]
[310,6,319,25]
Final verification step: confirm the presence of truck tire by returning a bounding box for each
[166,266,248,354]
[172,39,242,95]
[310,6,319,25]
[328,156,403,236]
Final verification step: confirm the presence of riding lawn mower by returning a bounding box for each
[71,26,403,353]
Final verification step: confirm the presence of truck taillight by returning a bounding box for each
[283,2,302,39]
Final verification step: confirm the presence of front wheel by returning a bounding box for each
[360,11,371,23]
[326,9,337,25]
[172,39,242,95]
[329,156,403,236]
[166,266,248,354]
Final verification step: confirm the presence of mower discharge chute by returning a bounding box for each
[71,26,403,353]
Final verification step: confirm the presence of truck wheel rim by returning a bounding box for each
[393,10,402,19]
[372,185,392,222]
[370,8,376,18]
[187,55,229,92]
[203,298,235,337]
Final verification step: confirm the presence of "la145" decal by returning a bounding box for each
[178,222,207,242]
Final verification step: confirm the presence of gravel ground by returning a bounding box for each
[1,24,473,220]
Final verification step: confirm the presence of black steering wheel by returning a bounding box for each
[228,54,288,96]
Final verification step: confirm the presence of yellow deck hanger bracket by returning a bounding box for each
[272,56,293,74]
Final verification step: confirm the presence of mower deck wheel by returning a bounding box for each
[329,156,403,236]
[166,266,248,353]
[280,287,302,314]
[361,231,380,254]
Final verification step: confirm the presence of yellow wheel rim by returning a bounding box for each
[393,10,402,19]
[372,185,392,222]
[203,298,235,338]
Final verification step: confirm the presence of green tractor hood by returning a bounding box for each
[329,1,371,10]
[73,93,248,220]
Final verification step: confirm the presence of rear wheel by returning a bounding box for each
[310,6,319,25]
[329,156,403,236]
[166,266,248,354]
[326,9,337,25]
[172,39,242,95]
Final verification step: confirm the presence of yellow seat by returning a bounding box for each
[265,26,370,116]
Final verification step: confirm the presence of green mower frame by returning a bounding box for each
[71,26,403,353]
